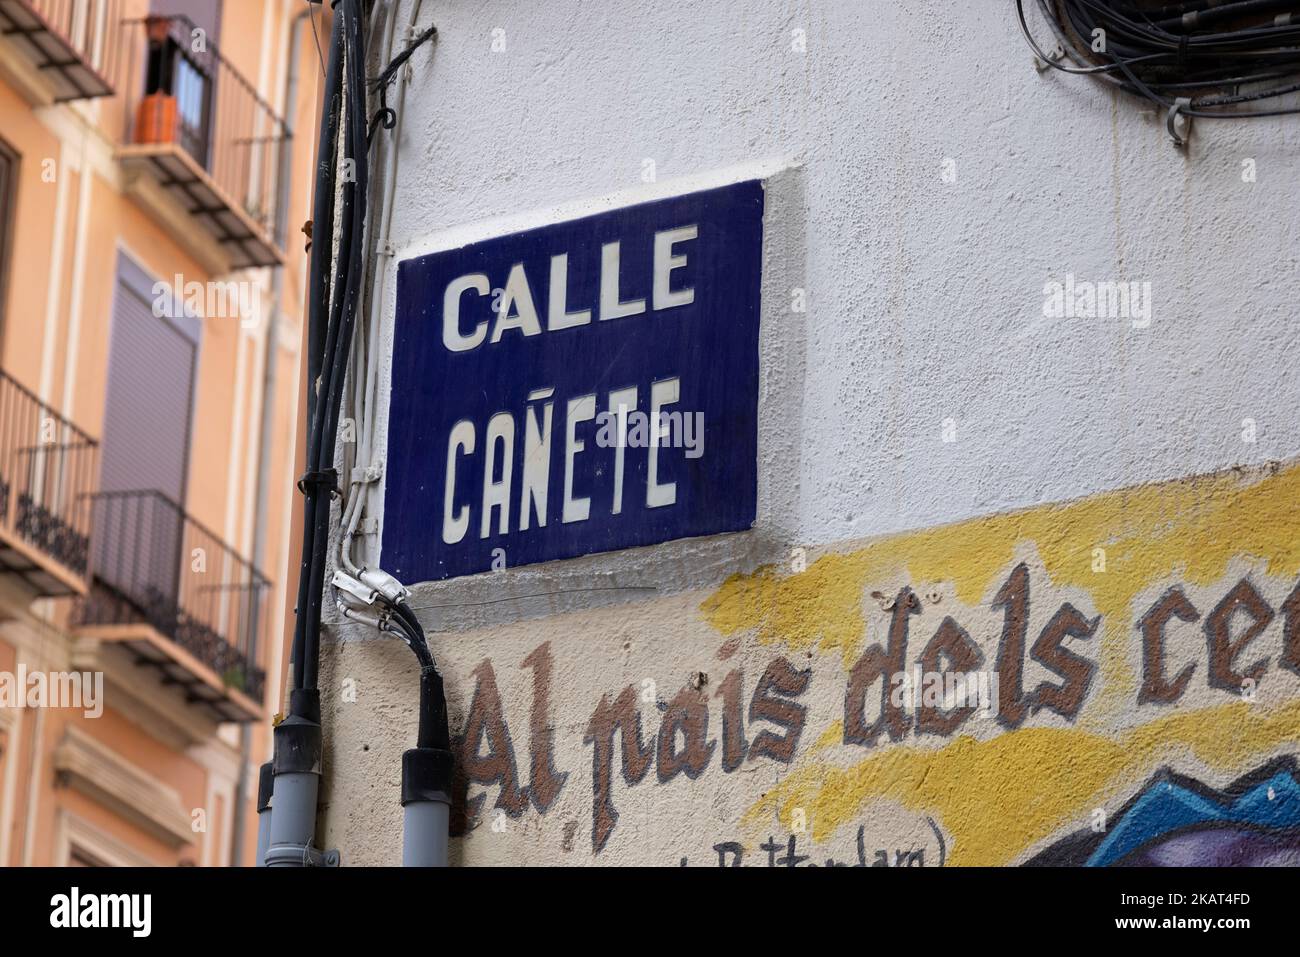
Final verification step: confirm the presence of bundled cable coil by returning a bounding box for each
[1016,0,1300,137]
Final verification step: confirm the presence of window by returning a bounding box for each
[91,254,201,612]
[146,2,223,165]
[102,252,200,503]
[143,29,213,166]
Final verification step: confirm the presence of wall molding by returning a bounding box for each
[51,725,195,848]
[54,809,157,867]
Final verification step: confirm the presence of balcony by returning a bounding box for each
[114,15,287,271]
[0,370,97,597]
[0,0,120,103]
[73,490,270,723]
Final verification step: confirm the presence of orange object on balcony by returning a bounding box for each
[135,93,179,145]
[145,15,174,44]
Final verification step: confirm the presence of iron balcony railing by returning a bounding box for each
[115,13,289,237]
[75,489,270,702]
[0,369,97,587]
[0,0,124,100]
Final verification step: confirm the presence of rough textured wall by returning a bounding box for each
[318,0,1300,865]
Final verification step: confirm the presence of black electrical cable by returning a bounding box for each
[291,5,345,697]
[415,666,450,751]
[1016,0,1300,120]
[288,0,451,797]
[374,22,438,90]
[290,0,369,707]
[391,602,434,668]
[301,0,369,696]
[304,20,342,435]
[292,5,352,699]
[285,3,454,850]
[368,22,438,143]
[382,603,449,753]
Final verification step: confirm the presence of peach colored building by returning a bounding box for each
[0,0,323,865]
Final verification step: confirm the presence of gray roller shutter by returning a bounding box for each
[92,254,200,608]
[101,254,199,501]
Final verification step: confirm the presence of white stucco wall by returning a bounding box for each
[317,0,1300,867]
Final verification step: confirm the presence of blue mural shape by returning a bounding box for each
[1026,758,1300,866]
[383,181,765,582]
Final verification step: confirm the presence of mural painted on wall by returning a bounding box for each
[1025,759,1300,866]
[448,459,1300,865]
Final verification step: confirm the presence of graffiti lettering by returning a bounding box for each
[455,658,528,826]
[583,655,810,852]
[679,824,939,867]
[452,568,1300,854]
[844,588,917,747]
[1138,587,1199,705]
[1140,577,1293,706]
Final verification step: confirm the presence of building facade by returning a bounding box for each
[318,1,1300,866]
[0,0,321,865]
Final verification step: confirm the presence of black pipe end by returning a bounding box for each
[273,713,323,776]
[401,747,453,806]
[257,761,275,812]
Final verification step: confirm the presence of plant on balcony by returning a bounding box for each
[16,493,90,575]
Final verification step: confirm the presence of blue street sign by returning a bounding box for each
[382,179,764,582]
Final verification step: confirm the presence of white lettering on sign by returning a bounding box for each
[442,274,491,353]
[440,378,705,543]
[647,377,680,509]
[388,179,764,580]
[481,412,515,537]
[653,225,697,310]
[440,226,699,354]
[607,387,637,516]
[563,394,595,524]
[491,263,543,342]
[442,420,475,544]
[548,254,590,331]
[520,389,554,531]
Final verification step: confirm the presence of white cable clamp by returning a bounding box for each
[332,569,379,606]
[358,567,411,604]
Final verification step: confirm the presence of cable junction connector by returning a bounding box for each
[332,569,380,606]
[358,567,411,605]
[336,598,385,631]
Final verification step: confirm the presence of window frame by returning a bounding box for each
[0,136,18,360]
